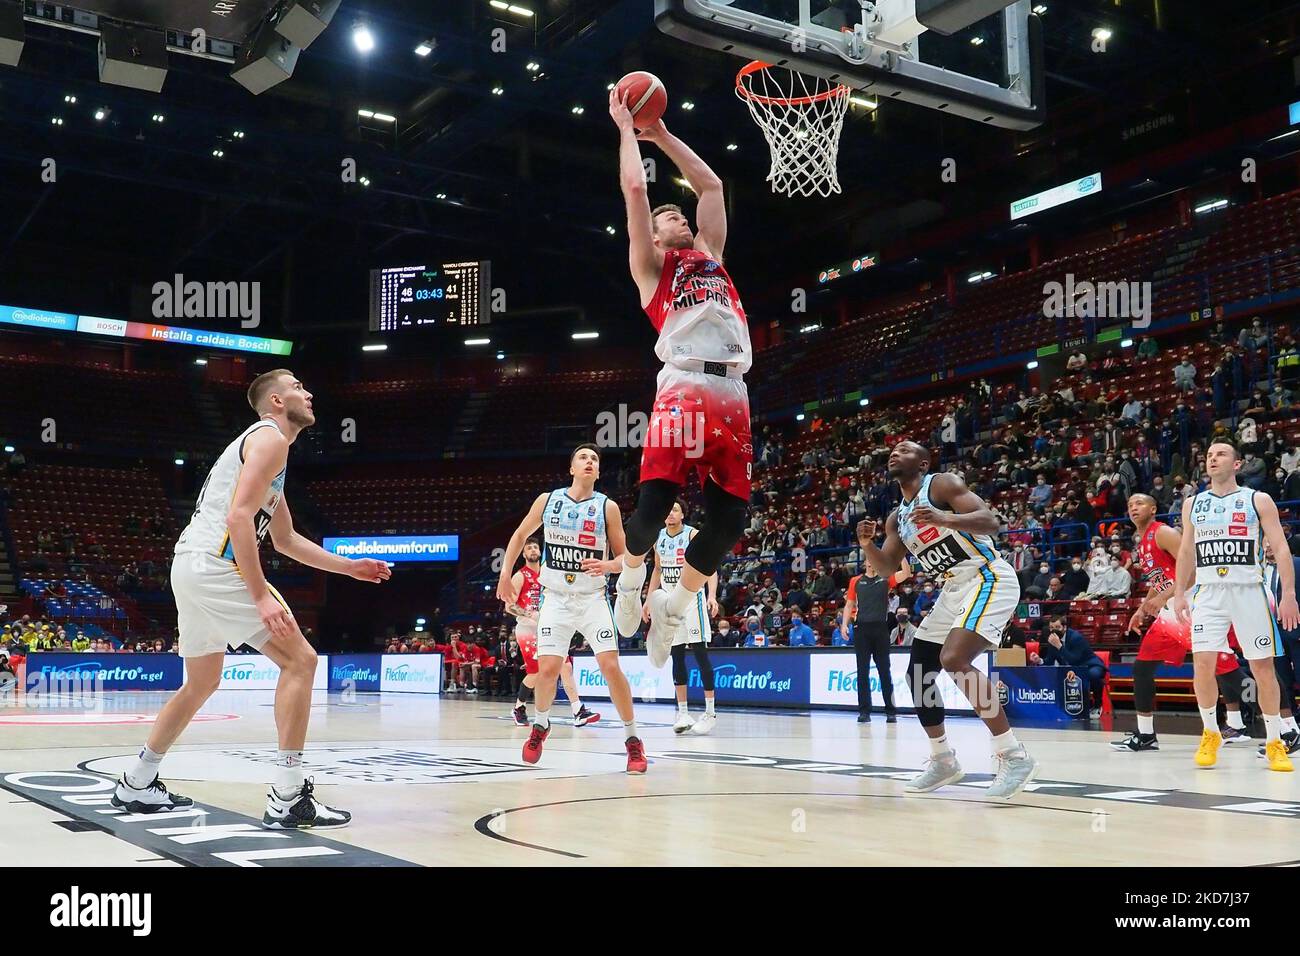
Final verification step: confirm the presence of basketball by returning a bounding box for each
[615,71,668,128]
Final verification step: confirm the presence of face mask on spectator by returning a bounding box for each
[1072,562,1082,571]
[1039,565,1049,574]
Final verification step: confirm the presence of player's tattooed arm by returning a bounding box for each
[504,569,537,621]
[910,473,1000,536]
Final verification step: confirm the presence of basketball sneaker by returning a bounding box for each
[645,590,683,668]
[614,580,643,638]
[673,710,695,734]
[1221,725,1252,744]
[522,724,550,764]
[1194,728,1222,768]
[1110,732,1159,752]
[625,736,648,774]
[690,712,717,735]
[262,778,351,830]
[111,773,193,813]
[512,704,529,727]
[904,751,963,793]
[574,705,601,727]
[1256,730,1300,759]
[1264,738,1296,772]
[985,747,1038,800]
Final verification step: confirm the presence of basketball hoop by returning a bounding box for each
[735,61,850,198]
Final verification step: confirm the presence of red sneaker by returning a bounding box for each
[522,724,549,764]
[625,736,648,774]
[574,705,601,727]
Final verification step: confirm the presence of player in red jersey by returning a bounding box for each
[1112,494,1249,751]
[503,538,600,728]
[597,90,751,667]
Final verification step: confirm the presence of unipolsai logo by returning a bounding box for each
[1063,670,1086,716]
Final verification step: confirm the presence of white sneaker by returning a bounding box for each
[690,713,717,735]
[262,778,351,830]
[466,687,478,695]
[111,773,193,813]
[673,711,695,734]
[614,581,644,638]
[645,590,682,668]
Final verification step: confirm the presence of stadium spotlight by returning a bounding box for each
[796,413,806,422]
[362,343,387,352]
[1026,360,1039,370]
[352,22,375,53]
[1120,338,1134,348]
[174,458,185,466]
[415,41,434,57]
[194,358,208,365]
[3,445,14,454]
[859,398,869,406]
[416,618,426,625]
[1194,198,1228,214]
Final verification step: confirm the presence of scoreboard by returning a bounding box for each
[368,261,491,332]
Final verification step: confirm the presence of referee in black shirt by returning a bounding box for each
[842,520,910,723]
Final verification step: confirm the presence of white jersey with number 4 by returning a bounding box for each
[1190,487,1266,586]
[175,419,286,564]
[655,524,693,589]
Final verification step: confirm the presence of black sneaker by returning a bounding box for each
[1257,729,1300,759]
[573,705,602,727]
[512,705,528,727]
[1110,732,1159,752]
[111,773,194,813]
[262,778,351,830]
[885,714,898,724]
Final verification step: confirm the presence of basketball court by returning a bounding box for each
[3,693,1296,867]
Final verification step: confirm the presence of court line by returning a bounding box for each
[472,790,1065,860]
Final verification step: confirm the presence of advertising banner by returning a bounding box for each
[25,653,183,691]
[379,654,444,694]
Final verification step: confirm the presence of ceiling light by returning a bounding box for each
[491,86,504,95]
[571,105,585,115]
[465,337,491,346]
[572,331,599,340]
[353,24,375,53]
[726,143,738,151]
[195,358,208,365]
[1032,4,1047,13]
[64,94,77,104]
[174,459,185,466]
[605,225,616,235]
[859,398,869,406]
[525,61,540,72]
[436,192,448,200]
[362,343,387,352]
[152,113,165,123]
[414,42,433,57]
[681,100,695,110]
[1092,27,1111,42]
[1120,338,1134,348]
[507,5,534,15]
[233,130,245,139]
[50,117,63,125]
[796,413,806,422]
[371,112,396,123]
[1194,198,1228,214]
[211,149,224,158]
[496,351,505,360]
[969,35,985,46]
[94,109,106,121]
[606,82,615,91]
[358,109,375,118]
[1026,360,1039,370]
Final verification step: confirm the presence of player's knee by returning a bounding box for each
[595,652,622,678]
[625,479,679,555]
[938,645,969,674]
[683,494,747,576]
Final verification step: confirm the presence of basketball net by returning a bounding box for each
[736,61,850,198]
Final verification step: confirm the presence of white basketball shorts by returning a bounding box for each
[536,587,619,657]
[914,558,1020,647]
[171,551,287,658]
[1189,583,1282,661]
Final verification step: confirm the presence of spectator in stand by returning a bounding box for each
[743,616,769,648]
[1086,556,1132,599]
[1069,428,1095,467]
[1173,357,1197,393]
[1136,335,1158,362]
[1119,392,1143,425]
[912,580,939,619]
[1028,474,1053,510]
[1240,450,1267,490]
[1238,316,1267,351]
[714,618,737,647]
[1024,560,1054,598]
[1061,557,1091,600]
[784,575,812,613]
[1066,351,1088,372]
[888,609,917,647]
[808,567,838,604]
[1043,577,1066,602]
[1150,474,1173,513]
[1038,615,1108,716]
[1208,320,1230,345]
[787,609,817,647]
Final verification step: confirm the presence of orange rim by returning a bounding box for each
[735,60,850,107]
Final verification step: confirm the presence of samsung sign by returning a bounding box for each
[1010,173,1103,221]
[323,535,459,563]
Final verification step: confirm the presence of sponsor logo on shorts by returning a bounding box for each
[540,628,552,636]
[1217,567,1229,577]
[1255,635,1273,649]
[596,629,614,642]
[1193,624,1203,632]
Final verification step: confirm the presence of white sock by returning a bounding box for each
[570,700,582,716]
[1285,716,1299,735]
[927,734,951,757]
[704,697,715,715]
[126,745,165,789]
[677,701,689,714]
[624,719,638,740]
[665,582,698,618]
[1226,709,1245,730]
[535,710,550,730]
[1264,713,1282,742]
[990,730,1021,754]
[618,560,647,594]
[273,750,305,797]
[1199,707,1218,732]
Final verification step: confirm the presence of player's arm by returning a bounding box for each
[857,513,908,578]
[1256,494,1300,629]
[641,120,727,259]
[225,429,291,636]
[269,499,391,583]
[840,581,855,639]
[893,560,912,584]
[609,89,663,302]
[496,494,548,606]
[913,473,1000,536]
[1171,497,1197,625]
[504,569,535,621]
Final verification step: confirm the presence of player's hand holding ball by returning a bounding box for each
[348,558,392,583]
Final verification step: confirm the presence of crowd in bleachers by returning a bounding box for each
[0,606,173,654]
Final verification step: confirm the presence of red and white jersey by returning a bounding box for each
[518,564,541,613]
[1137,521,1177,597]
[644,248,751,376]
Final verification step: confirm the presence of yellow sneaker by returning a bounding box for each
[1195,729,1222,768]
[1265,739,1295,773]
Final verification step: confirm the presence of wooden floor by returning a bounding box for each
[1,691,1297,867]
